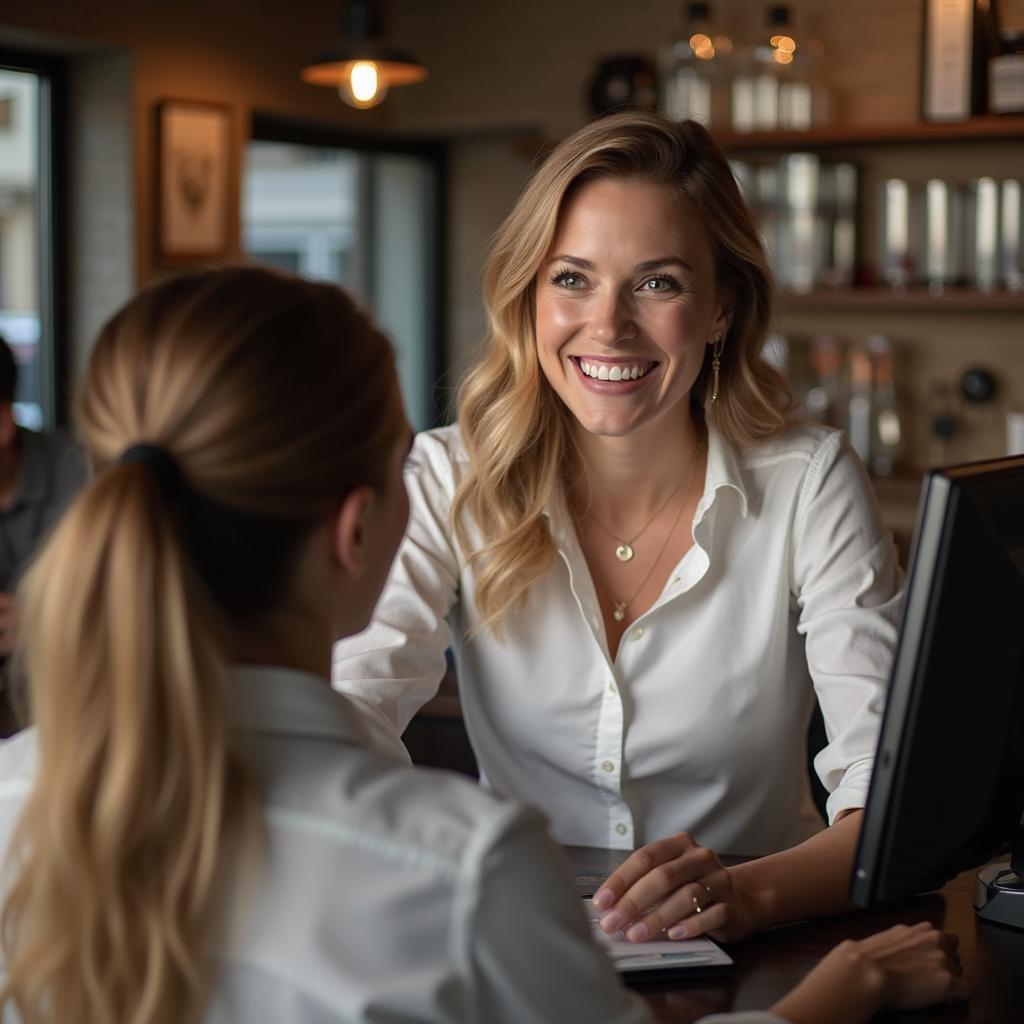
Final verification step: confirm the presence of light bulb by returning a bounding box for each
[337,61,389,108]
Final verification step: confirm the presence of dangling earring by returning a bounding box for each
[710,332,724,406]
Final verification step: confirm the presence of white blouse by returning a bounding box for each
[0,667,784,1024]
[333,422,903,855]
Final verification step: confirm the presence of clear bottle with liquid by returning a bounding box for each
[847,343,874,465]
[806,335,846,430]
[867,335,904,477]
[658,2,733,126]
[731,5,828,132]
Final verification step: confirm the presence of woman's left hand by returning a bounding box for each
[592,832,758,943]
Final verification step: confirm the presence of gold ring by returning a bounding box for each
[692,894,703,914]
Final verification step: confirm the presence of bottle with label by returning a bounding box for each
[922,0,1003,122]
[990,28,1024,114]
[658,2,733,126]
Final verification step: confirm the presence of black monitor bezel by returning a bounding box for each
[850,454,1024,908]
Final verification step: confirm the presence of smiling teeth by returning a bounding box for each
[579,360,650,381]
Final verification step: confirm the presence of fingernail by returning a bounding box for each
[667,925,688,939]
[600,911,624,932]
[593,887,614,910]
[626,922,649,942]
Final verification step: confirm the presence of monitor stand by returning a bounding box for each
[974,827,1024,931]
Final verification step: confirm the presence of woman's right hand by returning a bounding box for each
[770,922,969,1024]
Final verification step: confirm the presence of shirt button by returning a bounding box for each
[631,627,644,640]
[602,760,615,773]
[615,823,628,836]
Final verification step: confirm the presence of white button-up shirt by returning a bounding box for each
[0,667,784,1024]
[333,423,903,856]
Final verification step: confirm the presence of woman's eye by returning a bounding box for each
[640,276,680,293]
[551,270,586,289]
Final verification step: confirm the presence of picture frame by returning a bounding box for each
[156,99,231,263]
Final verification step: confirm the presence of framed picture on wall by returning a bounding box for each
[156,99,231,263]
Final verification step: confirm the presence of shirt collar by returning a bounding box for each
[227,664,373,747]
[542,420,750,541]
[699,421,750,521]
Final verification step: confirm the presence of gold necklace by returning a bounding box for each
[607,441,704,622]
[586,468,689,563]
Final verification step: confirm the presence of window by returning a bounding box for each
[0,50,64,430]
[243,116,444,431]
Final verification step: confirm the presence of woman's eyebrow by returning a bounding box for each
[634,257,694,273]
[547,254,595,269]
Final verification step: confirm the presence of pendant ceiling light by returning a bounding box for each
[301,0,427,109]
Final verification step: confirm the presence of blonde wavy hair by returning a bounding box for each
[454,111,791,632]
[0,266,403,1024]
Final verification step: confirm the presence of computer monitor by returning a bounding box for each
[850,454,1024,931]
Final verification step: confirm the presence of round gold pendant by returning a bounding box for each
[612,603,626,622]
[615,543,634,562]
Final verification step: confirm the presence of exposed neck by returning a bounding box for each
[227,605,334,683]
[570,406,706,529]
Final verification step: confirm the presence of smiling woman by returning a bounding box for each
[536,178,721,443]
[333,112,904,958]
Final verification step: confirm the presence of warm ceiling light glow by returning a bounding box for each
[339,60,387,107]
[775,35,796,53]
[301,0,426,110]
[773,49,795,64]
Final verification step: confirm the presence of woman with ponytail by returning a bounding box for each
[0,265,963,1024]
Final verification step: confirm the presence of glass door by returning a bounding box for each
[243,117,444,431]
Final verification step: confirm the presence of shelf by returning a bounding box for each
[778,288,1024,313]
[717,116,1024,152]
[512,116,1024,165]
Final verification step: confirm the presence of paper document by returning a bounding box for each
[585,898,734,974]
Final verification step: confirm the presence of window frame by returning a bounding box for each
[249,112,448,428]
[0,47,69,428]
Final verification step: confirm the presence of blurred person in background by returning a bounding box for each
[0,334,86,735]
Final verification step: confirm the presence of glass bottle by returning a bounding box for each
[867,335,904,477]
[731,5,828,132]
[847,343,874,465]
[658,2,733,127]
[806,335,846,430]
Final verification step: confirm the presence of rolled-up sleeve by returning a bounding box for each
[791,431,904,824]
[332,431,463,750]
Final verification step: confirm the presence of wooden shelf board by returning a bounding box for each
[717,116,1024,152]
[778,288,1024,312]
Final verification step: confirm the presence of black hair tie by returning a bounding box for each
[119,443,184,498]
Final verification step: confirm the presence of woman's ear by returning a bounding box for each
[710,296,735,343]
[331,486,374,578]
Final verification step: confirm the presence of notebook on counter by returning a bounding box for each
[564,845,735,984]
[584,899,734,982]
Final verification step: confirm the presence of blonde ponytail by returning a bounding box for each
[1,463,244,1024]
